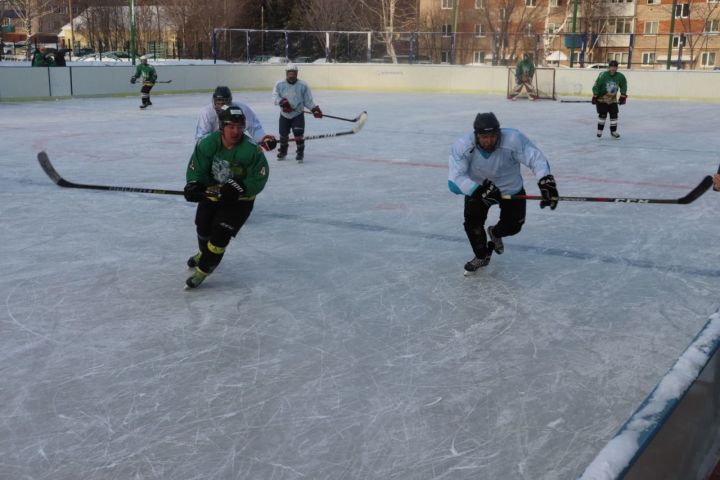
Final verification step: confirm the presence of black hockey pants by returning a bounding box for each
[194,199,254,274]
[463,189,526,258]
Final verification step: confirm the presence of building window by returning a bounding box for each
[550,0,562,6]
[647,0,660,4]
[674,3,690,18]
[701,52,716,66]
[475,0,484,8]
[605,18,634,34]
[642,52,656,64]
[473,51,486,63]
[526,0,536,6]
[474,24,484,37]
[608,52,628,63]
[609,0,632,3]
[441,51,450,63]
[441,0,452,9]
[672,35,686,47]
[547,23,558,34]
[525,23,534,34]
[441,24,452,36]
[644,21,658,34]
[705,20,720,32]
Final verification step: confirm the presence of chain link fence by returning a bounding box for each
[211,28,720,70]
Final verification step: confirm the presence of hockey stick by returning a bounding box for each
[502,176,714,205]
[303,109,366,122]
[37,152,185,195]
[156,80,172,84]
[288,111,368,142]
[560,99,592,103]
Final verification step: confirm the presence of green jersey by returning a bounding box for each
[133,63,157,83]
[515,59,535,82]
[592,71,627,104]
[186,131,269,200]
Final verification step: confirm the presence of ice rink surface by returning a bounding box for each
[1,90,719,479]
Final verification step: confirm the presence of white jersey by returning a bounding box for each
[272,79,317,119]
[448,128,551,196]
[194,101,266,143]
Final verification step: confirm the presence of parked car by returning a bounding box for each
[292,56,313,63]
[251,54,273,63]
[265,56,288,64]
[585,63,609,69]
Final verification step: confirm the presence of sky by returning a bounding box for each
[1,89,719,480]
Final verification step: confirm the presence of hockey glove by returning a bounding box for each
[472,179,502,207]
[619,94,627,105]
[219,178,246,203]
[183,182,206,203]
[311,106,323,118]
[279,98,293,113]
[591,95,598,105]
[259,135,278,152]
[538,175,559,210]
[130,76,137,84]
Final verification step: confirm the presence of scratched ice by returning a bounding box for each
[1,91,718,479]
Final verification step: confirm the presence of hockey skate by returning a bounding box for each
[596,130,602,138]
[463,252,492,276]
[296,153,304,163]
[187,252,201,269]
[277,148,288,160]
[610,131,620,138]
[487,226,504,254]
[185,268,209,289]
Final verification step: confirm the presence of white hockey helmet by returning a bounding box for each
[286,63,299,73]
[139,55,147,61]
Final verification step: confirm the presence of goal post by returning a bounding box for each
[507,67,556,100]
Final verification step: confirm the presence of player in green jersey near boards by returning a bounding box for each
[591,60,628,138]
[183,105,270,289]
[130,55,158,109]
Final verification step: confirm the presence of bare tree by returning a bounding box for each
[353,0,416,63]
[7,0,56,55]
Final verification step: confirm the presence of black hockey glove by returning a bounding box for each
[538,175,558,210]
[619,94,627,105]
[472,179,502,207]
[183,181,205,203]
[130,76,137,84]
[591,95,598,105]
[259,134,278,152]
[311,106,323,118]
[219,178,246,203]
[279,98,292,113]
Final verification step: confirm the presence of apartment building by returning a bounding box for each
[418,0,720,68]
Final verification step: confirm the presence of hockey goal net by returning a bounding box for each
[506,67,556,100]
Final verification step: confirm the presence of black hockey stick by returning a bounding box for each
[156,80,172,84]
[288,111,368,142]
[303,109,366,122]
[560,99,592,103]
[502,176,714,205]
[37,152,185,195]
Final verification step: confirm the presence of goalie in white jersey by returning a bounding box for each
[448,112,559,275]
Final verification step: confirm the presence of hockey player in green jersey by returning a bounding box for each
[130,55,158,109]
[183,105,270,289]
[591,60,628,138]
[509,54,538,101]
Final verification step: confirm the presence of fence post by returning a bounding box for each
[676,32,685,70]
[366,32,371,63]
[284,31,289,60]
[627,33,634,69]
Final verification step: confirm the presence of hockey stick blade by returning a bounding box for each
[37,152,184,195]
[156,80,172,84]
[289,111,368,142]
[502,176,713,205]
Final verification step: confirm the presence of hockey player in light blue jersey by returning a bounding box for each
[195,86,277,152]
[448,112,559,275]
[272,63,322,163]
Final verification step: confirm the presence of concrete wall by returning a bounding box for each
[2,63,719,101]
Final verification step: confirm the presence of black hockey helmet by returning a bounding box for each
[218,105,245,127]
[473,112,500,135]
[213,86,232,104]
[608,60,619,67]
